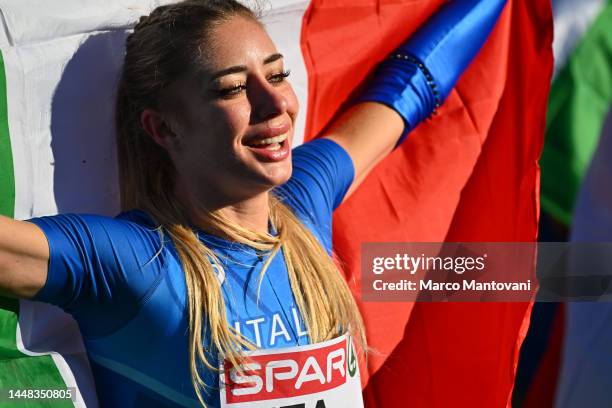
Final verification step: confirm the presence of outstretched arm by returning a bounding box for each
[324,0,508,197]
[0,216,49,298]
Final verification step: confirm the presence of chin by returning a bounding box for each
[262,159,293,187]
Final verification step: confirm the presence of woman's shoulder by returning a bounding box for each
[115,208,160,230]
[29,209,175,337]
[275,138,354,231]
[31,209,156,229]
[30,209,163,248]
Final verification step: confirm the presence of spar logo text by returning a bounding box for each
[223,340,347,403]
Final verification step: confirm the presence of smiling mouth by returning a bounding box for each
[243,133,288,151]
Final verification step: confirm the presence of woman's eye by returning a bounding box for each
[215,70,291,98]
[216,83,246,98]
[267,70,291,85]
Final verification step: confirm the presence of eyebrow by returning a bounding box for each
[209,53,284,82]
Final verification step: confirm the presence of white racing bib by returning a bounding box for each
[219,334,363,407]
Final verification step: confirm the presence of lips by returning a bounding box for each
[242,121,291,146]
[243,133,290,162]
[247,133,288,147]
[242,121,292,162]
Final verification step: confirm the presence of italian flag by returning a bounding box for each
[0,1,552,407]
[521,0,612,406]
[541,0,612,226]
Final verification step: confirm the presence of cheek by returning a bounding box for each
[210,102,252,141]
[178,105,248,162]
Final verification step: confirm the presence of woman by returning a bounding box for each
[0,0,505,406]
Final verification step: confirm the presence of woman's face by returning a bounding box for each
[162,15,298,204]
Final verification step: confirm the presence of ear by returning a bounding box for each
[140,108,180,150]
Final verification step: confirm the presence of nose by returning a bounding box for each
[249,77,288,122]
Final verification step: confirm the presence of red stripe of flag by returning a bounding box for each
[300,0,553,406]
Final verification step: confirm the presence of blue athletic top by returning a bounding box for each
[28,138,354,408]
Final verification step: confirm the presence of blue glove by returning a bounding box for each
[358,0,507,146]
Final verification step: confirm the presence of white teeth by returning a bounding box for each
[249,133,288,146]
[266,143,281,151]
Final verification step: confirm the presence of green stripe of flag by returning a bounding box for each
[0,51,74,407]
[540,3,612,225]
[0,49,14,217]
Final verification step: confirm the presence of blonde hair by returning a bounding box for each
[116,1,366,405]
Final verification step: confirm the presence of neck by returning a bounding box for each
[174,178,271,234]
[216,194,270,233]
